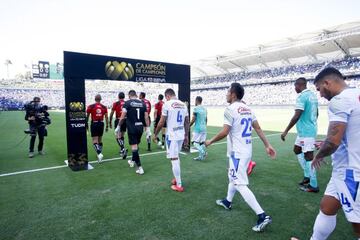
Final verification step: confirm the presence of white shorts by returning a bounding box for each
[295,136,315,153]
[192,132,206,143]
[228,154,251,185]
[166,136,184,159]
[324,170,360,223]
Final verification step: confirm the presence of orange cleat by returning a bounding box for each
[171,185,184,192]
[247,160,257,176]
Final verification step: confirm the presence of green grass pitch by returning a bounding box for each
[0,110,353,239]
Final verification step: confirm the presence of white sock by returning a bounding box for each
[235,185,264,215]
[226,182,237,202]
[297,153,306,171]
[311,211,336,240]
[171,159,182,186]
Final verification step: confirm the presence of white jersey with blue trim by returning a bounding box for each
[328,87,360,179]
[224,101,257,159]
[162,98,188,141]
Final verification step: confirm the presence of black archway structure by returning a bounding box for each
[64,51,190,171]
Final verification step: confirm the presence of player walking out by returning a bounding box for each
[86,94,108,163]
[154,94,166,149]
[118,90,150,175]
[190,96,207,161]
[153,88,189,192]
[205,83,276,232]
[281,77,319,192]
[307,67,360,239]
[110,92,128,159]
[139,92,152,151]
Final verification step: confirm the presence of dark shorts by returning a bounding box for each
[91,121,104,137]
[114,119,127,132]
[154,116,167,129]
[128,130,143,145]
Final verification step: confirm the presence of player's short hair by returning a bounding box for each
[158,94,164,100]
[128,90,137,97]
[314,67,344,84]
[33,97,40,102]
[230,82,244,100]
[139,92,146,98]
[118,92,125,99]
[295,77,307,86]
[195,96,202,103]
[95,94,101,102]
[164,88,176,97]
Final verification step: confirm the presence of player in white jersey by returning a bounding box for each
[153,88,189,192]
[205,83,276,232]
[299,67,360,240]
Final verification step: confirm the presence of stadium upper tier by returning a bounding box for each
[190,21,360,78]
[191,57,360,90]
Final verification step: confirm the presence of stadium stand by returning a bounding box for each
[1,22,359,109]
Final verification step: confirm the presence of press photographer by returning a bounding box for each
[24,97,51,158]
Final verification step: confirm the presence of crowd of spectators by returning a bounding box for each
[192,57,360,89]
[1,57,359,109]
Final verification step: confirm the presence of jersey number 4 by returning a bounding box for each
[177,111,183,123]
[241,118,252,137]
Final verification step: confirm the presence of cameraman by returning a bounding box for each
[25,97,50,158]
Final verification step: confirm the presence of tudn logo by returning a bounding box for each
[105,61,134,80]
[69,102,84,111]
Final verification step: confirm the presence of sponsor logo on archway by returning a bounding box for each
[135,63,166,83]
[69,102,86,129]
[105,61,135,80]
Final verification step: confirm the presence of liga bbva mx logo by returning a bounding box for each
[69,102,84,111]
[105,61,134,80]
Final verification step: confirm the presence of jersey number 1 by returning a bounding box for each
[136,108,140,120]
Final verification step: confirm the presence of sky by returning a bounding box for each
[0,0,359,78]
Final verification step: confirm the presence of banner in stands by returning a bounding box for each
[64,51,190,171]
[50,63,64,79]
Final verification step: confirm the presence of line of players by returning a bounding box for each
[86,67,360,238]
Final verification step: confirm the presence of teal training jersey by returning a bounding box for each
[295,89,318,138]
[193,105,207,133]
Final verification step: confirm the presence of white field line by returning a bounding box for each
[0,133,280,177]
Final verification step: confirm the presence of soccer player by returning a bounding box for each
[190,96,207,161]
[153,88,189,192]
[86,94,108,163]
[205,83,276,232]
[139,92,152,151]
[153,94,166,149]
[109,92,128,159]
[281,77,319,192]
[308,67,360,239]
[118,90,150,175]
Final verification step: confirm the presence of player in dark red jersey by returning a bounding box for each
[118,90,150,175]
[153,94,166,149]
[139,92,152,151]
[109,92,128,159]
[86,94,109,163]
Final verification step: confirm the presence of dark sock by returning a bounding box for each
[93,143,101,154]
[162,134,165,145]
[116,137,124,151]
[99,142,103,152]
[156,137,160,142]
[258,212,266,220]
[132,150,141,167]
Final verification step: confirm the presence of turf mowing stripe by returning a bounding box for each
[0,133,280,177]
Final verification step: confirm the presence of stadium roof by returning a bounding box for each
[189,21,360,79]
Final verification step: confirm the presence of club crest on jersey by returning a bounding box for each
[171,102,185,109]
